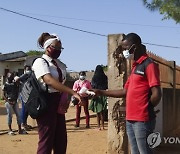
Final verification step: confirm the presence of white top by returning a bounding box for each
[32,54,66,93]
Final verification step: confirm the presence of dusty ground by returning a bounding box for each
[1,101,180,154]
[0,102,108,154]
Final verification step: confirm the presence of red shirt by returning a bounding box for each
[124,54,160,121]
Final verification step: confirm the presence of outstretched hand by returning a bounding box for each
[88,89,101,97]
[73,93,84,106]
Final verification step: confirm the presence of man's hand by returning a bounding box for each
[89,89,101,97]
[89,89,127,98]
[150,86,161,107]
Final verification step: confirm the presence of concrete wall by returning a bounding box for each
[107,34,128,154]
[0,61,24,76]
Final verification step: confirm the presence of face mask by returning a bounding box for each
[25,70,31,74]
[123,50,134,59]
[48,46,61,59]
[79,75,85,80]
[123,44,134,60]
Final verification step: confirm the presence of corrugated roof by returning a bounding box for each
[0,52,67,68]
[0,51,27,61]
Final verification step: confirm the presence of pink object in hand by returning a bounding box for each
[57,92,70,114]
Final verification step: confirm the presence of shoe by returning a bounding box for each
[27,124,33,129]
[26,124,33,129]
[22,124,32,131]
[22,126,30,131]
[74,124,79,128]
[19,129,28,135]
[8,131,15,136]
[86,125,90,129]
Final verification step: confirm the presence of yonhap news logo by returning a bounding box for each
[147,132,161,148]
[147,132,180,148]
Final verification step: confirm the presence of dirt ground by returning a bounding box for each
[1,102,180,154]
[0,103,108,154]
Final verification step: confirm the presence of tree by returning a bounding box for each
[26,50,44,56]
[142,0,180,23]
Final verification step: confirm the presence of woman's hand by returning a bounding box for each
[73,93,84,106]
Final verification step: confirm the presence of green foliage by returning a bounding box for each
[26,50,44,56]
[142,0,180,23]
[101,65,108,72]
[0,98,5,105]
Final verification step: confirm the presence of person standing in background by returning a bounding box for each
[89,65,108,130]
[73,71,92,128]
[33,32,82,154]
[16,65,33,131]
[92,33,161,154]
[3,72,27,135]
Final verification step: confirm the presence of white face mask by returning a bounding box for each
[123,50,134,59]
[79,75,85,80]
[25,70,31,74]
[122,44,134,60]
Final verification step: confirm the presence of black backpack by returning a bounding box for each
[21,58,49,119]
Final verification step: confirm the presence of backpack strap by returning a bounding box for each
[41,57,49,67]
[32,57,49,67]
[32,57,50,93]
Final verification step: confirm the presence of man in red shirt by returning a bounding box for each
[93,33,161,154]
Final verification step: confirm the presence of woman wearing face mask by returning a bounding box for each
[32,32,82,154]
[15,65,33,131]
[72,71,92,128]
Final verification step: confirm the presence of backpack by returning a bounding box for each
[21,58,49,119]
